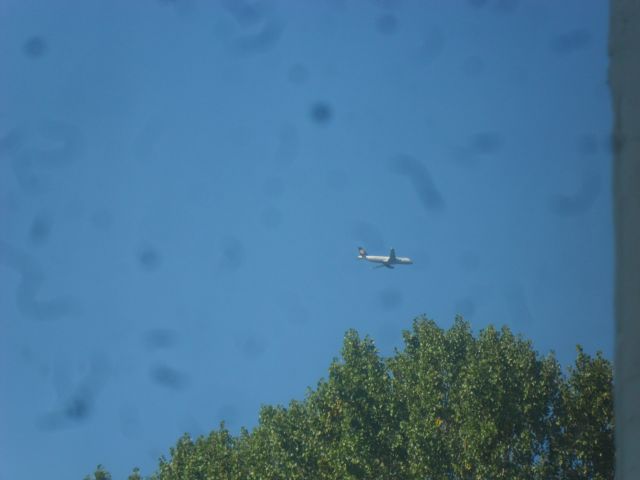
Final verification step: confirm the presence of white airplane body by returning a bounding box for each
[357,247,413,269]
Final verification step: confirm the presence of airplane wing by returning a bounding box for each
[388,248,397,262]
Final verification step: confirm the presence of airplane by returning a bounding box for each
[357,247,413,269]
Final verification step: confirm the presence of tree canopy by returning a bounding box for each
[86,316,613,480]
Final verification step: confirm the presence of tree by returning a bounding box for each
[87,316,613,479]
[555,347,614,480]
[150,425,241,480]
[128,467,142,480]
[83,464,111,480]
[308,329,399,479]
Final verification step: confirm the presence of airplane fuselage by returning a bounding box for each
[358,255,413,265]
[357,247,412,268]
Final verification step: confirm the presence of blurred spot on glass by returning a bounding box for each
[1,120,84,191]
[353,221,386,252]
[469,132,503,155]
[149,365,189,390]
[378,288,403,310]
[455,297,477,318]
[137,245,161,271]
[375,14,398,35]
[236,333,267,360]
[551,29,592,53]
[220,237,245,270]
[29,212,51,246]
[549,173,601,216]
[390,155,445,212]
[143,328,179,350]
[421,28,445,63]
[23,36,47,58]
[310,102,333,126]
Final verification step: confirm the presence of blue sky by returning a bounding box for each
[0,1,612,478]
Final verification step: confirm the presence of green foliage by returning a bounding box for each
[555,347,614,479]
[88,317,614,479]
[84,464,111,480]
[127,467,142,480]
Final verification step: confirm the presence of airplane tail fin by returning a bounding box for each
[358,247,367,258]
